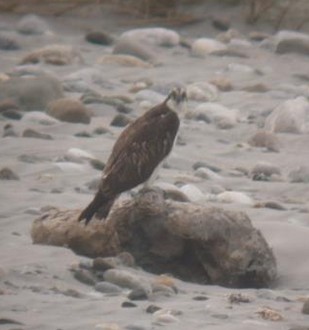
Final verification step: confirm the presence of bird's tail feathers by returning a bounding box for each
[78,191,115,225]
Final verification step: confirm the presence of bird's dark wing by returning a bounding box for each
[100,104,179,196]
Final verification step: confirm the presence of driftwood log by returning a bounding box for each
[31,188,277,288]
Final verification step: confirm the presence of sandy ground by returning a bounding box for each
[1,4,309,330]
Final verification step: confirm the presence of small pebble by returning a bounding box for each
[93,126,109,135]
[95,282,122,295]
[85,31,113,45]
[22,128,53,140]
[110,114,131,127]
[122,301,137,308]
[228,293,252,304]
[146,304,162,314]
[153,310,179,324]
[193,295,209,301]
[2,109,23,120]
[0,167,19,180]
[302,298,309,314]
[89,159,105,171]
[75,131,92,138]
[257,307,284,321]
[128,288,148,301]
[73,269,96,286]
[116,103,133,114]
[93,258,115,271]
[211,314,229,320]
[3,123,18,137]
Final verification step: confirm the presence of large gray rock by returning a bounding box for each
[31,189,277,288]
[264,97,309,134]
[113,38,155,63]
[0,75,63,111]
[275,30,309,56]
[17,14,51,35]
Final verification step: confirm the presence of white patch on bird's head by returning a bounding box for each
[166,87,187,114]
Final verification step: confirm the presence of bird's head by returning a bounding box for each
[166,87,187,114]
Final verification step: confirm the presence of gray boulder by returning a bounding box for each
[0,75,63,111]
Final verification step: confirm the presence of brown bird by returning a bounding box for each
[78,87,187,224]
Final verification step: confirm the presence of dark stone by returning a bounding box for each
[146,304,162,314]
[212,16,230,31]
[74,131,92,138]
[89,159,105,171]
[93,126,109,135]
[73,269,96,286]
[18,154,48,163]
[85,31,114,46]
[0,34,20,50]
[93,257,115,271]
[0,167,19,180]
[128,288,148,301]
[95,281,122,294]
[110,114,131,127]
[2,109,23,120]
[192,161,222,172]
[22,128,53,140]
[276,38,309,56]
[3,124,18,137]
[116,103,133,114]
[122,301,137,308]
[193,295,209,301]
[302,298,309,314]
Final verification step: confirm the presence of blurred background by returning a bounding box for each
[0,0,309,32]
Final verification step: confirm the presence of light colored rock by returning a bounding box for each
[289,166,309,183]
[191,38,227,57]
[251,162,281,181]
[17,14,51,35]
[217,29,245,43]
[64,148,95,163]
[264,97,309,134]
[0,75,63,111]
[22,111,59,125]
[121,28,180,47]
[20,45,83,65]
[248,130,280,152]
[217,191,254,206]
[180,184,205,202]
[97,54,151,68]
[104,269,152,295]
[53,162,86,172]
[47,98,92,124]
[195,167,223,181]
[113,38,155,62]
[188,102,239,129]
[153,310,179,324]
[227,63,256,74]
[135,89,165,104]
[186,82,219,102]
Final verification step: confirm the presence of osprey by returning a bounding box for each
[78,87,187,224]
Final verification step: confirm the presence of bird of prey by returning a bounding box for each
[78,87,187,224]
